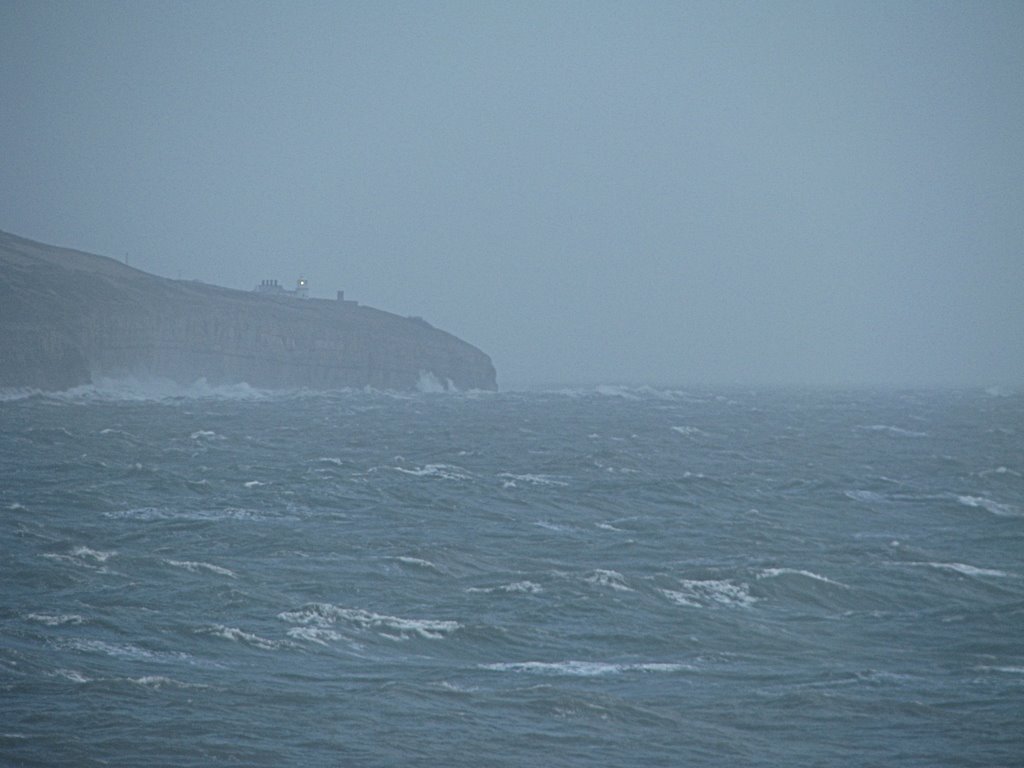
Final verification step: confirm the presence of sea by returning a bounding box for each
[1,381,1022,767]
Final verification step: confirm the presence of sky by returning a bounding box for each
[2,1,1022,388]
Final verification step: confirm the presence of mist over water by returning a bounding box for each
[2,383,1022,765]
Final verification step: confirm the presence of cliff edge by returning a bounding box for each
[0,231,497,391]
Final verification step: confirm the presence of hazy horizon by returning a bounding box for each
[3,1,1022,388]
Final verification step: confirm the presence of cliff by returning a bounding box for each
[0,231,497,391]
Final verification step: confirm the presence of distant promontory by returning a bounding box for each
[0,231,497,391]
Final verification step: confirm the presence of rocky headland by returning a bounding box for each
[0,230,497,391]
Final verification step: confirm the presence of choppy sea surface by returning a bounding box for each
[2,381,1022,767]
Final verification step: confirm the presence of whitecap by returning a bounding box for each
[61,639,192,664]
[105,506,266,522]
[909,562,1014,578]
[756,568,848,588]
[393,556,443,571]
[976,665,1024,674]
[128,675,206,689]
[533,520,569,532]
[979,466,1021,478]
[190,430,221,441]
[845,490,886,503]
[393,464,471,481]
[199,625,281,650]
[71,546,115,562]
[671,426,707,437]
[278,603,459,640]
[286,626,344,645]
[594,385,642,400]
[497,472,569,487]
[855,425,928,437]
[26,613,85,626]
[243,480,264,488]
[584,569,633,592]
[661,580,757,608]
[40,376,278,403]
[467,581,543,594]
[54,669,91,683]
[480,661,692,676]
[957,495,1020,517]
[164,559,236,578]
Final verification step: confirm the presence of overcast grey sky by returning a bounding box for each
[2,1,1022,387]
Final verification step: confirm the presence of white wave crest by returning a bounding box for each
[979,466,1022,477]
[190,430,223,441]
[976,665,1024,674]
[661,580,757,608]
[164,560,237,578]
[54,669,91,683]
[856,425,927,437]
[909,562,1014,578]
[756,568,848,588]
[957,495,1020,517]
[393,556,442,571]
[71,546,115,562]
[26,613,85,626]
[845,490,886,503]
[584,569,634,592]
[129,675,206,689]
[480,661,692,676]
[278,603,460,640]
[25,377,278,404]
[497,472,569,487]
[105,506,266,522]
[467,581,543,594]
[393,464,471,481]
[199,624,281,650]
[286,627,344,645]
[61,639,192,664]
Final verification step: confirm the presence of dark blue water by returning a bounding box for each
[2,382,1022,766]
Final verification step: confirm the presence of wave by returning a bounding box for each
[127,675,207,689]
[59,638,194,665]
[549,385,704,402]
[278,603,460,640]
[855,425,928,437]
[957,495,1020,517]
[497,472,569,487]
[105,506,272,522]
[197,624,283,651]
[391,464,472,481]
[660,579,757,608]
[908,562,1015,578]
[26,613,85,626]
[416,371,458,393]
[164,559,236,578]
[480,661,693,676]
[756,568,848,588]
[584,569,634,592]
[285,626,344,645]
[467,581,543,595]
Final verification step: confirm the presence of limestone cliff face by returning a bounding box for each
[0,231,497,391]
